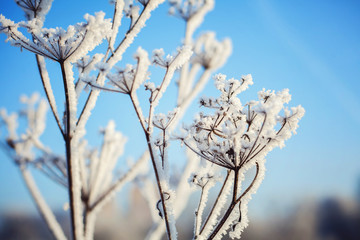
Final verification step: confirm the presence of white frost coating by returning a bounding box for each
[36,56,63,133]
[146,148,199,240]
[178,32,232,113]
[67,12,112,62]
[174,148,200,217]
[132,47,151,92]
[192,169,219,237]
[185,0,214,44]
[63,62,78,136]
[63,61,84,240]
[15,0,54,24]
[129,5,141,28]
[78,140,89,194]
[158,180,178,240]
[84,211,96,240]
[171,69,212,132]
[177,62,201,105]
[33,99,48,137]
[69,138,84,240]
[21,168,67,240]
[230,171,262,238]
[0,93,52,163]
[140,177,159,222]
[88,149,100,193]
[89,121,127,204]
[182,74,304,238]
[212,162,266,240]
[0,12,111,62]
[152,45,192,108]
[192,32,232,71]
[130,91,147,130]
[199,171,234,239]
[75,54,104,97]
[0,109,18,140]
[91,150,149,213]
[76,0,165,139]
[109,0,125,51]
[169,0,214,43]
[107,0,166,67]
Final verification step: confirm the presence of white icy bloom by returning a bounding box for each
[124,0,134,15]
[75,54,105,95]
[214,73,253,101]
[150,45,192,108]
[192,32,232,70]
[171,45,193,69]
[152,46,192,69]
[0,109,19,142]
[182,73,304,238]
[89,47,150,94]
[153,108,178,130]
[95,62,110,74]
[169,0,213,21]
[103,64,136,94]
[132,47,151,92]
[87,120,128,204]
[189,168,220,189]
[144,81,156,92]
[0,12,112,62]
[76,55,92,72]
[152,48,169,68]
[0,93,50,164]
[15,0,54,24]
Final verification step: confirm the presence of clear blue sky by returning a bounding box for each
[0,0,360,219]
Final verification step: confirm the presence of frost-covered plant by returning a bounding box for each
[1,0,166,239]
[0,94,147,240]
[0,0,304,240]
[177,74,304,239]
[0,93,67,240]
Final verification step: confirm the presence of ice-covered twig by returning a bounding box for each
[35,55,65,138]
[89,150,149,213]
[15,0,54,24]
[77,0,165,136]
[0,94,66,240]
[106,0,125,58]
[20,166,67,240]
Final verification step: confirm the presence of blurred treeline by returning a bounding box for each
[1,183,360,240]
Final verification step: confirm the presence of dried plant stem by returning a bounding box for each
[208,163,259,239]
[128,93,173,240]
[199,170,231,235]
[194,186,206,237]
[60,61,83,240]
[77,0,164,131]
[89,151,149,212]
[35,55,65,139]
[20,166,67,240]
[146,134,173,240]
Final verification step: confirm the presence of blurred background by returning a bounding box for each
[0,0,360,239]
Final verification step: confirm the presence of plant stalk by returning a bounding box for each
[60,61,78,240]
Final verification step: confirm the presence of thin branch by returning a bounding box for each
[60,61,83,240]
[89,151,149,212]
[199,170,231,235]
[208,163,260,239]
[77,0,164,131]
[35,55,65,139]
[20,167,67,240]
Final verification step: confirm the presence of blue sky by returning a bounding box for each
[0,0,360,219]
